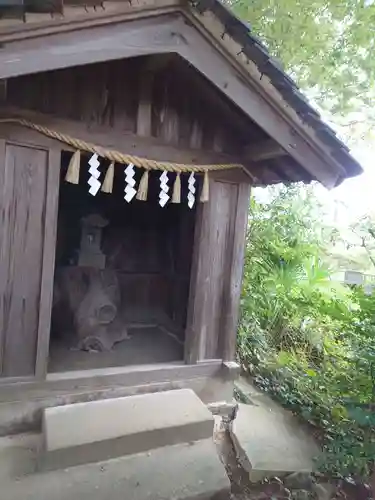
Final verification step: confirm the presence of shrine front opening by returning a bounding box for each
[49,151,196,373]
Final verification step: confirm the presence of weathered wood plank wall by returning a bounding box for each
[219,183,251,361]
[0,142,49,376]
[185,179,250,362]
[6,56,248,156]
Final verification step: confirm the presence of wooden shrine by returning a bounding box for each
[0,0,362,434]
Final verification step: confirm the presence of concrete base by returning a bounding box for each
[232,379,320,482]
[0,433,39,481]
[0,434,230,500]
[0,361,235,436]
[41,389,214,471]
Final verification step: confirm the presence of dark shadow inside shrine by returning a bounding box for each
[49,151,197,373]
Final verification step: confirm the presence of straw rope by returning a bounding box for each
[0,118,244,173]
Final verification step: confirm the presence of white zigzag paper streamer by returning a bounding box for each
[187,172,196,209]
[88,153,101,196]
[159,171,170,208]
[124,163,137,203]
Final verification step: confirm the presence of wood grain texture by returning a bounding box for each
[0,0,180,43]
[0,360,222,403]
[136,63,154,137]
[185,180,237,362]
[5,51,247,160]
[0,16,180,79]
[184,200,207,363]
[0,143,48,377]
[245,140,287,162]
[204,182,236,359]
[220,182,251,361]
[35,148,61,379]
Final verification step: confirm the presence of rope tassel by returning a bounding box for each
[200,171,209,202]
[65,150,81,184]
[171,173,181,203]
[101,162,114,193]
[136,170,149,201]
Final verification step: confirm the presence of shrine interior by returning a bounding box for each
[48,151,196,373]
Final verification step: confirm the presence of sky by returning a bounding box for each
[322,142,375,226]
[254,94,374,227]
[254,140,374,229]
[307,103,375,225]
[253,142,373,273]
[295,96,375,226]
[333,145,374,217]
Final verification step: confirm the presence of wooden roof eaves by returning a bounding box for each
[0,2,356,188]
[185,7,361,187]
[0,0,183,43]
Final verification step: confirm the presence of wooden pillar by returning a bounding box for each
[220,183,251,361]
[184,180,250,364]
[184,198,210,364]
[35,148,61,379]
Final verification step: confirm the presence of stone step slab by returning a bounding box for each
[232,379,320,483]
[41,388,214,471]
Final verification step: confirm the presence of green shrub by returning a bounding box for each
[238,185,375,480]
